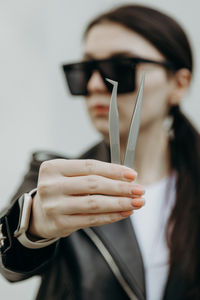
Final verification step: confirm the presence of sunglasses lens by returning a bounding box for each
[100,60,136,94]
[63,59,136,96]
[63,62,91,96]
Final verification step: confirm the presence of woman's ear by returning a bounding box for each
[168,68,191,106]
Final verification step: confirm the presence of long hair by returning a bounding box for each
[85,5,200,297]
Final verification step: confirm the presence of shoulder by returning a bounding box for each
[27,140,109,175]
[28,150,70,171]
[79,140,110,162]
[32,150,68,165]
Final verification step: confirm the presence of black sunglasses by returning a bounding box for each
[62,57,176,96]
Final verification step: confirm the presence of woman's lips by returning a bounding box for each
[91,105,109,116]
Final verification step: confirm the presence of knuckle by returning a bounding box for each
[109,213,121,223]
[117,181,127,194]
[43,203,55,217]
[87,175,99,193]
[117,197,128,210]
[39,160,57,177]
[101,214,119,225]
[88,215,98,227]
[109,163,118,174]
[87,195,99,211]
[39,161,51,175]
[84,159,96,173]
[37,182,50,198]
[51,215,74,237]
[58,178,67,195]
[53,217,64,232]
[109,214,118,223]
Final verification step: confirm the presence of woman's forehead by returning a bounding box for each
[83,22,165,61]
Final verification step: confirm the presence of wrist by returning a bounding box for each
[28,193,45,240]
[14,189,59,249]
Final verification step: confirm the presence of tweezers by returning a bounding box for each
[106,75,145,168]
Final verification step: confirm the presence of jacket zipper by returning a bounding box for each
[83,227,139,300]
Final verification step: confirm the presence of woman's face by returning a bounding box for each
[83,22,175,142]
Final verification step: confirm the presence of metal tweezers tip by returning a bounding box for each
[105,78,118,86]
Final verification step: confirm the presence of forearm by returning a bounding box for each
[0,152,61,282]
[0,196,57,282]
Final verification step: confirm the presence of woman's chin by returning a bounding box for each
[93,120,109,139]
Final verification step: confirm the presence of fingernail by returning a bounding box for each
[131,187,145,195]
[120,210,133,217]
[124,170,137,181]
[131,198,145,207]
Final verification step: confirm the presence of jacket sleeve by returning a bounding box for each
[0,152,59,282]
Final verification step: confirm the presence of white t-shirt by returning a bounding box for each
[131,175,176,300]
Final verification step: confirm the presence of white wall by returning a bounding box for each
[0,0,199,299]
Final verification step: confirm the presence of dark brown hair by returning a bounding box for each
[85,5,200,298]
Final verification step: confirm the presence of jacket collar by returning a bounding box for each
[92,219,146,300]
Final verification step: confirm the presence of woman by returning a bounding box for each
[0,4,199,300]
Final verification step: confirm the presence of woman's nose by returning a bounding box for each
[87,71,107,94]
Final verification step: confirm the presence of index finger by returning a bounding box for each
[52,159,137,181]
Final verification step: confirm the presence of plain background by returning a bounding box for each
[0,0,199,299]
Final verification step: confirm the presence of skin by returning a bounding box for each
[29,21,190,240]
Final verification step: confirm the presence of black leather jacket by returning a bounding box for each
[0,142,192,300]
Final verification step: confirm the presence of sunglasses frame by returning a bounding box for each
[62,56,177,96]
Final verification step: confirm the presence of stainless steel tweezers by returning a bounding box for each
[106,75,145,168]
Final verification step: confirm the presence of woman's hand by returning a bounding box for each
[29,159,145,239]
